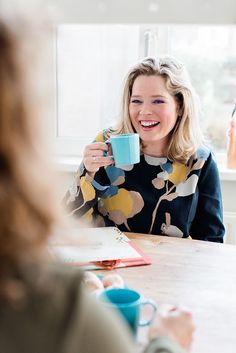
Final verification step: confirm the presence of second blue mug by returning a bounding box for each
[98,287,157,335]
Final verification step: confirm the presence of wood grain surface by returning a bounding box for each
[97,233,236,353]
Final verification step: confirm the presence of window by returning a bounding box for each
[55,25,142,156]
[167,25,236,152]
[55,24,236,157]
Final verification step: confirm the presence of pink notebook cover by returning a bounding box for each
[85,240,152,270]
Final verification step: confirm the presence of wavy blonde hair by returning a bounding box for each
[0,16,63,300]
[112,56,203,164]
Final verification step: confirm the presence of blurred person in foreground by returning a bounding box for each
[0,14,194,353]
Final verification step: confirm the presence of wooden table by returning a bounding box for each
[97,233,236,353]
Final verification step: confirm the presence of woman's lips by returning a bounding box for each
[139,120,160,131]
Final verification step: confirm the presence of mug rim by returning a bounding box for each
[110,133,139,139]
[99,287,141,308]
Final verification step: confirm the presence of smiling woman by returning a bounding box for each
[63,56,225,242]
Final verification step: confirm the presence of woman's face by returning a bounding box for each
[129,75,180,155]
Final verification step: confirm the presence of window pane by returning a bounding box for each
[166,25,236,152]
[57,25,141,141]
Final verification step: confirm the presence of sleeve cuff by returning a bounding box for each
[144,336,188,353]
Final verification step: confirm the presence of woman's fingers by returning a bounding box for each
[83,142,113,173]
[84,142,108,154]
[84,155,113,168]
[149,304,195,352]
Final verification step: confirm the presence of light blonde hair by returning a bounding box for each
[112,56,204,164]
[0,16,63,300]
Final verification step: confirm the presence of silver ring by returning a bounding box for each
[92,156,97,162]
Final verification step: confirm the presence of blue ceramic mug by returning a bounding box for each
[105,133,140,167]
[98,288,157,335]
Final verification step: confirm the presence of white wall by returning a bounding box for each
[1,0,236,24]
[221,181,236,213]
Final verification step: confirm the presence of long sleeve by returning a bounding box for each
[189,152,225,242]
[63,162,111,223]
[63,129,117,224]
[65,285,136,353]
[144,337,188,353]
[68,286,187,353]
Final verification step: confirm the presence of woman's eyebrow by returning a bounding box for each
[131,94,167,98]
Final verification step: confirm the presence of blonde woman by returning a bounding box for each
[64,57,224,242]
[0,15,195,353]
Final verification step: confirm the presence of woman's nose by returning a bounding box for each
[139,108,152,115]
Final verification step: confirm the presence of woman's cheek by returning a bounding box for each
[129,107,138,119]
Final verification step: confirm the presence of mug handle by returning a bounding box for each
[139,298,157,327]
[103,139,113,159]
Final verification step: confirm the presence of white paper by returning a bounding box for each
[50,227,141,263]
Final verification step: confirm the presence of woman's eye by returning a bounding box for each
[131,99,142,104]
[153,99,165,104]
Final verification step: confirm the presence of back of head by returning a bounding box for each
[0,15,62,300]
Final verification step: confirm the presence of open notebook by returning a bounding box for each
[50,227,151,270]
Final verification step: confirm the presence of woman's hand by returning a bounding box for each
[149,305,195,352]
[83,142,114,176]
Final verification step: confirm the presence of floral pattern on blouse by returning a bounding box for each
[63,130,225,242]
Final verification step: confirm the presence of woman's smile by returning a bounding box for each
[139,120,160,130]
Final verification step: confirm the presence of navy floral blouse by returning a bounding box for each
[64,130,225,242]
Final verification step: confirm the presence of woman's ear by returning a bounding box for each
[175,93,183,117]
[176,104,183,117]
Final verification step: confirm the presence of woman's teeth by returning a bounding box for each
[140,120,159,127]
